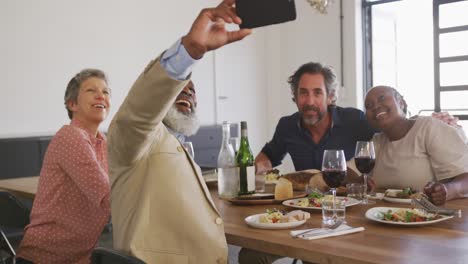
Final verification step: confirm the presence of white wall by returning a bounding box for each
[213,30,268,154]
[0,0,217,138]
[0,0,272,154]
[264,0,363,132]
[1,0,364,172]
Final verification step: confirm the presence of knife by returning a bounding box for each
[300,227,354,238]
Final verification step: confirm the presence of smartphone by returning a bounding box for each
[236,0,297,29]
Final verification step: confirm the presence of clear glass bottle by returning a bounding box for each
[236,121,255,195]
[217,121,238,198]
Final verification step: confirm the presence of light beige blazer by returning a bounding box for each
[107,57,228,264]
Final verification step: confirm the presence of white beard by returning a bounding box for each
[163,105,200,136]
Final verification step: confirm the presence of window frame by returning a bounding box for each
[362,0,468,120]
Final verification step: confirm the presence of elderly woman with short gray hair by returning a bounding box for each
[17,69,112,264]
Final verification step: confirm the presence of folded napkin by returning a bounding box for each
[290,224,365,240]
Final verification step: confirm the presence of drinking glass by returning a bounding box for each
[354,141,376,205]
[182,141,195,159]
[346,183,365,201]
[321,149,347,225]
[322,197,346,225]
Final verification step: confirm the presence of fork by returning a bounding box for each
[292,219,343,238]
[411,195,462,217]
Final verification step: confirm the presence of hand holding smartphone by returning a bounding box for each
[236,0,297,29]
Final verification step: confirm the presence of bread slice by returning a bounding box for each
[274,178,293,200]
[281,169,324,191]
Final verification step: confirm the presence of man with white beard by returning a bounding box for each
[107,0,252,262]
[163,81,200,140]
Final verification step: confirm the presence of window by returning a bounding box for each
[363,0,468,132]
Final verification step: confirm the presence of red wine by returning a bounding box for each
[322,170,346,188]
[355,157,375,174]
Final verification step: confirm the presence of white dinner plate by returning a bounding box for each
[282,196,361,210]
[365,207,454,226]
[244,213,306,229]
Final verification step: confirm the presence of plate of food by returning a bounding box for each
[365,207,453,226]
[282,191,361,210]
[245,209,310,229]
[383,188,423,204]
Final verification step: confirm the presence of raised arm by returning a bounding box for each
[108,0,251,165]
[107,60,186,165]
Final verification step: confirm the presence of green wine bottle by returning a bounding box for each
[236,121,255,195]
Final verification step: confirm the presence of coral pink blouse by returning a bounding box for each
[18,120,110,264]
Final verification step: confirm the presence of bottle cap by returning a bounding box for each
[241,121,247,130]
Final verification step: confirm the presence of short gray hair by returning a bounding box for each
[288,62,339,103]
[64,69,108,119]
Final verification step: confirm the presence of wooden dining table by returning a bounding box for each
[212,189,468,264]
[2,176,467,263]
[0,176,39,199]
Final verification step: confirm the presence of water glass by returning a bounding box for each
[346,183,366,201]
[255,174,266,192]
[322,198,346,226]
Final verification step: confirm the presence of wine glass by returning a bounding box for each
[182,141,195,159]
[354,141,376,205]
[321,149,347,209]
